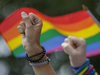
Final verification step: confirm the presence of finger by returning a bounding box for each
[29,13,42,26]
[17,26,24,34]
[64,38,68,43]
[20,22,25,33]
[79,38,86,45]
[68,36,81,48]
[61,42,76,55]
[61,42,69,50]
[21,12,33,28]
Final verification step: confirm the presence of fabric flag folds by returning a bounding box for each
[0,7,100,58]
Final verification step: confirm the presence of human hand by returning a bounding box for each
[61,36,86,67]
[17,12,43,56]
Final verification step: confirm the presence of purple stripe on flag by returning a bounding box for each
[46,46,63,54]
[86,48,100,57]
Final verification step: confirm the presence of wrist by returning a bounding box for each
[26,46,47,62]
[71,58,89,74]
[26,47,42,56]
[69,56,86,67]
[24,44,42,56]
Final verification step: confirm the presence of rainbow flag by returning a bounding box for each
[0,7,100,58]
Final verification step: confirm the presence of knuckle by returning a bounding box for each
[20,21,24,25]
[35,19,43,26]
[29,12,36,17]
[68,36,73,40]
[20,25,25,29]
[64,38,68,42]
[63,44,69,49]
[17,26,25,34]
[17,26,21,31]
[20,24,24,28]
[80,38,86,46]
[18,29,23,34]
[29,12,33,15]
[68,36,71,39]
[35,19,41,24]
[20,22,24,26]
[23,16,30,21]
[17,26,20,29]
[80,38,86,43]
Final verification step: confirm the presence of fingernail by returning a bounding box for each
[20,22,23,24]
[21,12,27,16]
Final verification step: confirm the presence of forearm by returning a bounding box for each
[32,61,56,75]
[71,58,98,75]
[27,47,56,75]
[19,12,56,75]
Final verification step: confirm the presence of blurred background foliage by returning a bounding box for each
[0,0,100,75]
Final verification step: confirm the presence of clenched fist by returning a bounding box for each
[61,36,86,67]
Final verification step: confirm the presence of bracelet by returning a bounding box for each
[28,51,43,58]
[26,46,46,63]
[71,58,90,74]
[29,57,50,66]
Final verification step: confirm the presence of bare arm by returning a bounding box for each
[17,12,56,75]
[61,36,98,75]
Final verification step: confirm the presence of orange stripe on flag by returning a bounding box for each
[2,20,23,42]
[53,17,95,32]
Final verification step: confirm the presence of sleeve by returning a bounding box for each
[71,58,98,75]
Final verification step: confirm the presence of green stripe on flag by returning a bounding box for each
[86,32,100,45]
[12,45,25,56]
[40,29,61,43]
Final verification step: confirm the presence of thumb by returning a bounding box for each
[61,42,76,55]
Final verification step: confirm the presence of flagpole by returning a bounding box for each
[82,5,100,27]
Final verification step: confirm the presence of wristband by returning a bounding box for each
[26,46,46,62]
[29,57,50,66]
[71,58,89,73]
[71,58,98,75]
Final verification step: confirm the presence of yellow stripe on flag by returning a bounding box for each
[56,23,100,38]
[41,20,55,33]
[42,21,100,39]
[7,35,22,51]
[7,22,100,51]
